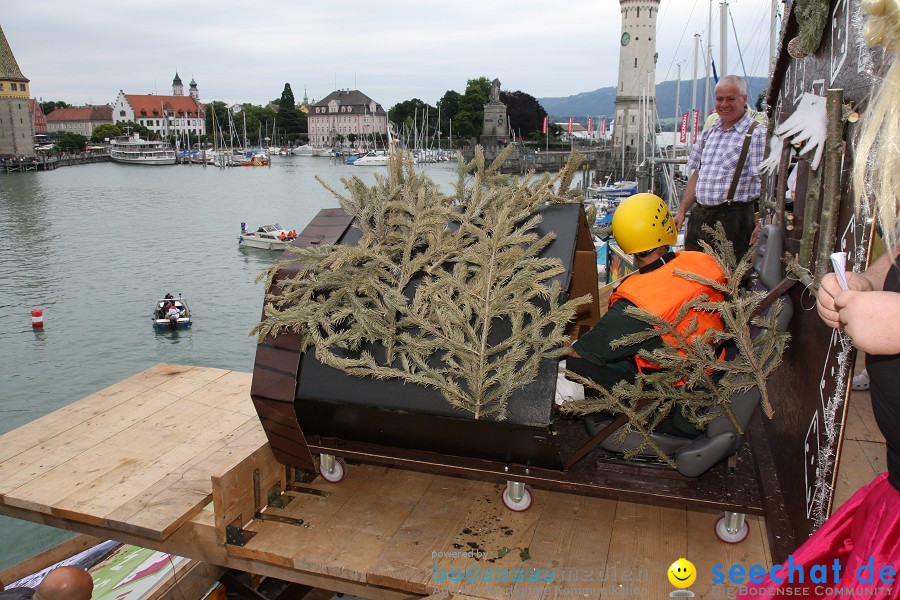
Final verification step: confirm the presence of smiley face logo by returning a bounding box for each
[668,558,697,588]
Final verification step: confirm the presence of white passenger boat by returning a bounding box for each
[238,223,296,250]
[109,133,176,165]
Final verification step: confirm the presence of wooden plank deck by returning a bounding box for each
[0,363,885,600]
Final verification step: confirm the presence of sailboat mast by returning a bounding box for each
[691,33,700,151]
[720,1,728,77]
[769,0,779,75]
[704,0,713,118]
[675,62,682,139]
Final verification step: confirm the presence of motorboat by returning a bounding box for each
[291,144,315,156]
[152,295,191,330]
[110,133,176,165]
[586,179,637,199]
[237,149,270,166]
[353,151,389,166]
[238,223,296,250]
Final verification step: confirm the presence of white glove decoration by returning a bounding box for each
[759,134,784,175]
[775,92,827,170]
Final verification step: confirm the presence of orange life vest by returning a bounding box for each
[609,251,726,372]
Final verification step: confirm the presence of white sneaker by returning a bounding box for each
[852,370,870,391]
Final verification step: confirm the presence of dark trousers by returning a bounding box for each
[566,356,635,397]
[566,356,701,437]
[684,201,755,260]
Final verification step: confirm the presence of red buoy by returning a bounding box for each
[31,309,44,328]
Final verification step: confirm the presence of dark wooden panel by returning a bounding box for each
[762,0,885,552]
[251,397,315,471]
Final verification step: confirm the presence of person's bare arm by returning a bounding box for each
[817,250,900,354]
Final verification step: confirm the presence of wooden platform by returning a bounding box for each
[0,363,884,599]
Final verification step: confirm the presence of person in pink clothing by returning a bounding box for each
[739,1,900,598]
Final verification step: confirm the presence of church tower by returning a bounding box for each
[0,23,34,157]
[613,0,660,151]
[172,72,183,96]
[189,77,199,101]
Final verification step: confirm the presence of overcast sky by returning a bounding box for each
[2,0,777,111]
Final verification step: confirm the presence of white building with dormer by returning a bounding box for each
[307,89,388,148]
[111,73,206,140]
[613,0,659,150]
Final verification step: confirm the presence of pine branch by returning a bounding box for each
[253,147,591,420]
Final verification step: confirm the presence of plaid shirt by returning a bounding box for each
[687,111,767,205]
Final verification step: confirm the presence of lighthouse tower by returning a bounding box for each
[613,0,660,151]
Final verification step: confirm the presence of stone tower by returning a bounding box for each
[188,77,199,101]
[0,23,34,157]
[172,72,183,96]
[613,0,660,151]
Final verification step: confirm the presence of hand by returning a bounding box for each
[833,289,900,355]
[750,221,762,244]
[816,272,873,328]
[674,212,685,230]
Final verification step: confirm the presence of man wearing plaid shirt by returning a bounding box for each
[674,75,767,259]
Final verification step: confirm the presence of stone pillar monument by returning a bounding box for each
[480,78,509,150]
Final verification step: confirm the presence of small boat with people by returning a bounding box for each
[238,223,297,250]
[152,294,191,329]
[109,133,176,165]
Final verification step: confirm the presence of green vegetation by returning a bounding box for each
[389,78,550,145]
[204,83,307,147]
[39,100,71,115]
[388,98,435,131]
[91,123,122,142]
[274,83,308,142]
[54,132,87,153]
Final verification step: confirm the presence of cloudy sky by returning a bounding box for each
[2,1,777,111]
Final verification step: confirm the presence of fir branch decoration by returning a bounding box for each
[795,0,830,55]
[560,224,790,464]
[253,147,592,420]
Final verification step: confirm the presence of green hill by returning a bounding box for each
[538,76,768,122]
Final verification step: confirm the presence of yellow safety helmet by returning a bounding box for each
[611,193,677,254]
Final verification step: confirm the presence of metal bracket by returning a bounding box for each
[289,465,317,484]
[225,516,257,547]
[284,485,331,498]
[255,512,306,527]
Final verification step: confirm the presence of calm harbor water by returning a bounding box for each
[0,156,460,570]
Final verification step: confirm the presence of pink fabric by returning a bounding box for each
[738,473,900,599]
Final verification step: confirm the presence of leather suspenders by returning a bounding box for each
[726,120,759,201]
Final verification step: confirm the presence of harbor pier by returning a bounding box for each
[0,153,110,173]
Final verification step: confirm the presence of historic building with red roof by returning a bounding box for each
[112,73,206,139]
[46,105,113,138]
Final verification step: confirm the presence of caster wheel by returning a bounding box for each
[319,456,346,483]
[715,514,749,544]
[501,485,533,512]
